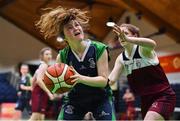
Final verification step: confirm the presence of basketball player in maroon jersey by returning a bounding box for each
[109,23,176,120]
[29,47,54,121]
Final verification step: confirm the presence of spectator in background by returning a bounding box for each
[15,64,32,117]
[122,88,136,120]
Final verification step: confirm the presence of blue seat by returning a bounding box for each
[171,84,180,107]
[0,72,18,103]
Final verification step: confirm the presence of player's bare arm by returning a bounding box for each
[109,55,123,85]
[20,84,32,91]
[126,37,157,58]
[113,24,156,49]
[113,24,157,58]
[36,63,54,100]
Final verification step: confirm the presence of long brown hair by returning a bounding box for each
[35,6,90,39]
[120,24,140,37]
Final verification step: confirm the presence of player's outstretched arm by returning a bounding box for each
[126,36,156,50]
[113,24,156,50]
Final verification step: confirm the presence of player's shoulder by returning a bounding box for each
[38,61,48,70]
[59,46,70,54]
[58,46,70,63]
[115,53,124,64]
[90,39,107,53]
[90,39,107,48]
[139,45,157,59]
[90,39,108,60]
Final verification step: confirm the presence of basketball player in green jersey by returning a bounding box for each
[35,6,116,120]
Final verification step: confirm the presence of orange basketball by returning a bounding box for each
[43,63,75,94]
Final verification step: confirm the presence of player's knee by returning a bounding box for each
[144,111,164,121]
[83,112,95,120]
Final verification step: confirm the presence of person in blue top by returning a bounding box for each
[35,6,115,120]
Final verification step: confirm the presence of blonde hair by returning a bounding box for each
[35,6,90,39]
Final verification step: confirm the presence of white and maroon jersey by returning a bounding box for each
[120,45,170,96]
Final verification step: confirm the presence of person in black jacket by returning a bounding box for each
[15,64,32,116]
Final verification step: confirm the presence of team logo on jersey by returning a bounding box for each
[124,62,133,74]
[136,60,141,68]
[124,59,143,75]
[99,110,110,117]
[65,105,74,114]
[88,58,95,68]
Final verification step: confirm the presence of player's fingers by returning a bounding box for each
[69,66,74,71]
[113,26,119,33]
[113,30,124,41]
[114,25,121,32]
[72,81,78,87]
[70,66,78,74]
[70,74,78,79]
[114,24,121,31]
[113,28,124,37]
[71,78,78,83]
[113,29,120,36]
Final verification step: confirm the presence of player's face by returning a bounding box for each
[119,27,134,47]
[63,20,84,42]
[42,50,52,63]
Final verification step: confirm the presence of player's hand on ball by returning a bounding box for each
[53,93,64,100]
[48,91,55,100]
[69,66,83,85]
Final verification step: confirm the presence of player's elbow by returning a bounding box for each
[153,41,157,48]
[36,77,43,85]
[149,38,157,49]
[109,79,116,86]
[100,76,109,88]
